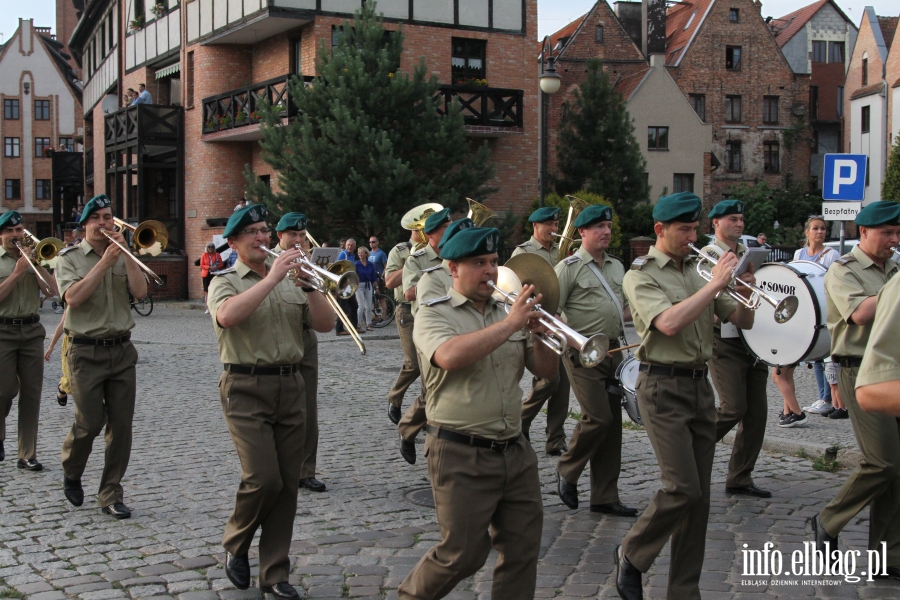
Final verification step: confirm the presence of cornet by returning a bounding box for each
[688,243,798,323]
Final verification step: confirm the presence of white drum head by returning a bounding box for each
[617,355,641,394]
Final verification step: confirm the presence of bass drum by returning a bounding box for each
[739,260,830,367]
[616,355,642,425]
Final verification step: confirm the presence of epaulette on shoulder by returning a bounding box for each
[563,254,582,265]
[835,254,856,266]
[214,267,236,276]
[630,255,654,271]
[516,241,530,248]
[396,242,411,250]
[421,265,442,273]
[411,248,427,257]
[420,295,450,307]
[58,246,77,256]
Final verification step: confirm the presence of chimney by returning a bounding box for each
[615,2,643,50]
[642,0,667,57]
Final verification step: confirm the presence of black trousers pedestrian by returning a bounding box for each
[335,295,358,332]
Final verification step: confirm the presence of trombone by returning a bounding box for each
[14,229,62,291]
[112,217,169,256]
[688,243,799,324]
[100,229,166,286]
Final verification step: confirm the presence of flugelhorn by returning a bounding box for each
[99,229,165,286]
[466,198,494,227]
[688,243,798,323]
[556,195,590,262]
[401,203,443,251]
[113,217,169,257]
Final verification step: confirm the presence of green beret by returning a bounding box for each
[79,194,112,225]
[423,207,452,234]
[438,218,474,250]
[574,204,614,228]
[855,201,900,227]
[653,192,702,223]
[223,203,268,238]
[528,206,561,223]
[275,212,308,232]
[0,210,23,230]
[708,199,744,219]
[441,227,500,260]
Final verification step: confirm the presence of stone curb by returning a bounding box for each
[721,430,864,467]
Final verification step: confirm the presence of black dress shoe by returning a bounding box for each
[557,471,578,509]
[63,477,83,507]
[102,502,132,519]
[400,437,416,465]
[726,483,772,498]
[388,404,402,425]
[547,443,568,457]
[225,552,251,590]
[299,477,327,492]
[17,458,43,471]
[260,582,299,599]
[811,514,838,557]
[615,545,643,600]
[591,501,639,517]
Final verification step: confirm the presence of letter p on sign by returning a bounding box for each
[823,154,867,201]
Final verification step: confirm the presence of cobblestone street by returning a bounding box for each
[0,305,897,599]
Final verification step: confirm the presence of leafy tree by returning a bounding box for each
[725,181,823,245]
[528,190,623,249]
[554,59,649,238]
[883,136,900,202]
[247,3,495,241]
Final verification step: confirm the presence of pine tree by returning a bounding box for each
[247,3,495,241]
[554,59,648,232]
[883,136,900,202]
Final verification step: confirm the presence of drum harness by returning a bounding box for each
[581,261,630,399]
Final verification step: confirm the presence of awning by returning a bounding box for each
[155,63,181,79]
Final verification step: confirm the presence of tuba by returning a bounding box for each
[466,198,494,227]
[555,195,590,262]
[401,203,443,251]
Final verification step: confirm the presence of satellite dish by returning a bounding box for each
[101,94,119,114]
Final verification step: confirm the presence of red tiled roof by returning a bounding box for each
[879,16,898,51]
[665,0,715,66]
[850,83,884,100]
[540,13,588,57]
[613,67,651,101]
[770,0,828,47]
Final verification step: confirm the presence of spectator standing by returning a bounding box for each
[368,236,389,323]
[233,198,247,213]
[131,83,152,105]
[355,247,378,330]
[200,243,224,314]
[335,239,360,335]
[69,206,81,224]
[224,249,238,268]
[756,233,770,248]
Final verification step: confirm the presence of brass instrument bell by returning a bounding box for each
[466,198,494,227]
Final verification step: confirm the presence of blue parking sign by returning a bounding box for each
[823,154,867,201]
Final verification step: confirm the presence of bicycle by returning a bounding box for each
[129,293,153,316]
[370,277,396,328]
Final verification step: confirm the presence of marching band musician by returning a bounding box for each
[397,207,452,464]
[811,200,900,578]
[56,195,148,518]
[414,218,475,304]
[554,205,636,516]
[209,204,333,599]
[703,199,771,498]
[0,210,57,470]
[397,227,558,600]
[513,206,571,457]
[616,192,755,600]
[857,272,900,421]
[273,212,326,493]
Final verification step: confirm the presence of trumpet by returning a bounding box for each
[263,246,359,299]
[112,217,169,256]
[688,243,798,324]
[99,229,165,286]
[401,203,443,251]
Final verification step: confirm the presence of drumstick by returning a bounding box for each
[609,342,641,354]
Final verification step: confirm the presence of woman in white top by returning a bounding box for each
[773,216,839,427]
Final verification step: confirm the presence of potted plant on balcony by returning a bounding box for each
[204,118,219,132]
[452,77,489,88]
[218,114,233,128]
[150,3,167,18]
[129,15,144,30]
[235,111,248,124]
[42,146,55,158]
[249,110,262,123]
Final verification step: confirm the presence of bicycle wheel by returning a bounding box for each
[133,294,153,316]
[372,294,395,328]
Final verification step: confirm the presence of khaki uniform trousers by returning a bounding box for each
[557,352,621,505]
[298,327,319,480]
[708,334,769,488]
[520,357,570,453]
[820,367,900,565]
[61,340,137,507]
[0,321,45,461]
[387,304,422,409]
[622,371,716,600]
[219,369,306,586]
[398,433,543,600]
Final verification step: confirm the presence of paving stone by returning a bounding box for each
[175,593,219,600]
[65,582,114,594]
[101,569,137,582]
[173,557,217,570]
[14,581,55,593]
[136,565,180,577]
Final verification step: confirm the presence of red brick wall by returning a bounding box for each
[141,256,187,299]
[885,35,900,150]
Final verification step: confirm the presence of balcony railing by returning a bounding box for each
[434,85,524,128]
[85,148,94,184]
[105,104,182,148]
[202,75,313,134]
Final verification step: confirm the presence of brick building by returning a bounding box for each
[770,0,857,190]
[0,18,84,236]
[66,0,539,298]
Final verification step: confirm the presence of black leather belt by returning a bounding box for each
[225,363,300,375]
[70,333,131,346]
[639,363,708,379]
[0,315,40,325]
[398,302,412,309]
[425,424,519,452]
[834,356,862,368]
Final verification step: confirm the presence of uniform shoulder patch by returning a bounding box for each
[58,246,77,256]
[516,241,530,248]
[630,255,654,271]
[214,267,236,276]
[411,248,427,257]
[421,265,442,273]
[835,254,856,266]
[563,254,582,265]
[396,242,411,250]
[420,295,450,307]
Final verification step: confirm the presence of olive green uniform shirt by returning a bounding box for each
[825,245,898,358]
[703,239,746,337]
[416,261,452,306]
[511,236,559,267]
[385,242,412,304]
[623,246,739,366]
[857,275,900,388]
[0,248,40,318]
[57,242,135,337]
[414,288,535,440]
[554,247,626,338]
[208,260,310,365]
[268,247,312,327]
[403,244,442,316]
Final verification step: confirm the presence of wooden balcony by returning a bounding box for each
[434,85,524,134]
[104,104,183,150]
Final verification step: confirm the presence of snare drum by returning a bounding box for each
[616,354,642,425]
[739,260,830,367]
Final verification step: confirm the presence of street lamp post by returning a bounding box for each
[539,35,562,208]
